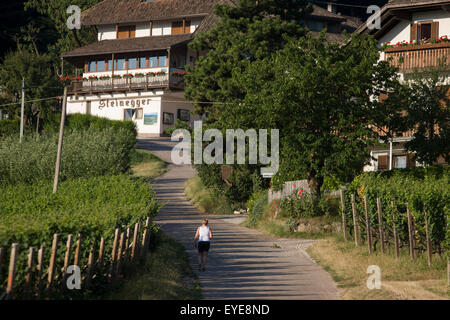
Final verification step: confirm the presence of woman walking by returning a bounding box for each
[194,219,213,272]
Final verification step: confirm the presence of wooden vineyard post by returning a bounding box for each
[110,228,120,277]
[351,195,359,247]
[115,232,125,276]
[141,217,151,261]
[47,234,59,291]
[376,198,385,255]
[340,190,347,241]
[98,237,105,267]
[0,248,4,276]
[391,201,400,260]
[406,203,415,260]
[74,234,82,267]
[36,246,45,299]
[124,228,131,262]
[6,243,18,300]
[63,235,73,281]
[25,247,36,298]
[363,196,372,254]
[131,223,140,262]
[85,243,95,289]
[424,210,432,267]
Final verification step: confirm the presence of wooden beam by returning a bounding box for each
[390,10,412,21]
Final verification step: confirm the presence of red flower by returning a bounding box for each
[293,184,296,188]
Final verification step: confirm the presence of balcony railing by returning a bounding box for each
[384,42,450,72]
[69,73,185,94]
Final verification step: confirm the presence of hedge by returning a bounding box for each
[0,175,160,297]
[345,166,449,257]
[0,127,136,186]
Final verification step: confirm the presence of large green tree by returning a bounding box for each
[216,33,402,197]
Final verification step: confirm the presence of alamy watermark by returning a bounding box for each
[366,265,381,290]
[171,121,279,177]
[67,5,81,30]
[366,5,381,30]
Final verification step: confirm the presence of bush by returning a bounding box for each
[0,127,136,186]
[0,175,160,298]
[280,191,340,220]
[247,191,268,227]
[346,166,449,257]
[0,119,20,138]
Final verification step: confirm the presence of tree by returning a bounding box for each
[0,50,61,131]
[399,68,449,165]
[218,33,401,197]
[185,0,311,117]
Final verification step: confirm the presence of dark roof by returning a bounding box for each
[62,34,192,58]
[309,31,347,44]
[81,0,224,26]
[308,4,346,21]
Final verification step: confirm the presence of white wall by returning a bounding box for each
[67,91,165,135]
[136,22,151,37]
[152,21,172,36]
[378,9,450,47]
[98,25,117,41]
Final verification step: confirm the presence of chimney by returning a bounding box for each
[327,2,337,13]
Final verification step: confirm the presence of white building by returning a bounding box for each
[357,0,450,171]
[62,0,230,137]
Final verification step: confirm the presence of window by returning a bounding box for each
[89,61,96,72]
[171,20,191,34]
[306,20,324,32]
[163,112,174,125]
[128,58,137,69]
[115,59,125,70]
[139,57,147,68]
[108,59,113,70]
[97,61,105,72]
[377,155,388,171]
[124,109,135,120]
[394,156,407,169]
[135,108,143,120]
[149,57,158,67]
[117,25,136,39]
[158,56,167,67]
[411,22,439,41]
[177,109,190,122]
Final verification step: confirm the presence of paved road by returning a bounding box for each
[138,138,340,300]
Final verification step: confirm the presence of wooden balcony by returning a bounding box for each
[68,73,185,95]
[384,42,450,72]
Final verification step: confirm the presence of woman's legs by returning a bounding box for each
[202,252,208,269]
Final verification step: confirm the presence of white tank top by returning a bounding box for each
[198,226,210,242]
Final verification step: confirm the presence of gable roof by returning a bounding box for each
[81,0,225,26]
[356,0,450,39]
[62,34,193,58]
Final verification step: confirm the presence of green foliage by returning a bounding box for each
[247,191,268,227]
[387,68,449,165]
[0,175,160,298]
[221,33,402,197]
[0,50,61,125]
[346,166,449,257]
[0,119,21,137]
[164,119,192,136]
[0,127,136,186]
[280,191,340,219]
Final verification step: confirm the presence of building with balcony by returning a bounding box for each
[357,0,449,171]
[61,0,230,137]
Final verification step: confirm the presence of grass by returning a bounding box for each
[307,236,450,300]
[130,149,168,180]
[184,176,234,215]
[104,230,202,300]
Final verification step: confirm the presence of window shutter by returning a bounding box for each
[172,21,183,35]
[410,23,418,42]
[184,20,191,33]
[431,21,439,40]
[377,155,388,170]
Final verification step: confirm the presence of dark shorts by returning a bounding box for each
[198,241,210,253]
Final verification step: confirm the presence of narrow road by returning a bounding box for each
[138,137,340,300]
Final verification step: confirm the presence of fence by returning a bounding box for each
[0,217,152,300]
[337,190,450,285]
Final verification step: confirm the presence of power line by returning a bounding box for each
[0,96,62,108]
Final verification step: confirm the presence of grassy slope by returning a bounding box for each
[184,175,234,215]
[104,230,202,300]
[307,237,449,300]
[105,149,200,300]
[130,149,168,180]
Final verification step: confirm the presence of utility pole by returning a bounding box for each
[53,86,68,194]
[20,78,25,142]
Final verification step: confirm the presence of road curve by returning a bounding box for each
[138,137,340,300]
